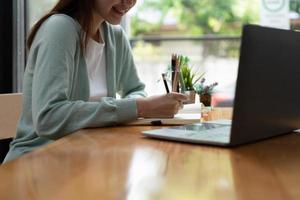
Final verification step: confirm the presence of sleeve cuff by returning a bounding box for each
[115,98,138,123]
[124,91,147,99]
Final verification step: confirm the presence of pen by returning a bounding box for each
[172,55,180,92]
[171,54,176,90]
[162,73,170,93]
[179,55,186,93]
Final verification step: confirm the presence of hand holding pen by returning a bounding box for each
[136,93,187,118]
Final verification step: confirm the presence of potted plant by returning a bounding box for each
[195,78,218,107]
[175,56,204,104]
[164,55,204,104]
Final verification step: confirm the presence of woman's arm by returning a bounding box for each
[117,28,147,99]
[114,27,188,118]
[31,16,139,140]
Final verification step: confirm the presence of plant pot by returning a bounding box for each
[183,90,196,104]
[200,94,212,107]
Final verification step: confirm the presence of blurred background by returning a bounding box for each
[2,0,300,106]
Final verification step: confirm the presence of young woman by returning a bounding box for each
[3,0,187,163]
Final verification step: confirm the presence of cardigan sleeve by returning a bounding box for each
[117,28,147,99]
[31,16,138,140]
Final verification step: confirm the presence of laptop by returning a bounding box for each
[142,24,300,146]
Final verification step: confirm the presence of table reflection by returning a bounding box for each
[126,147,167,200]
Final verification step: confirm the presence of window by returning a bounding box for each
[24,0,300,105]
[27,0,59,29]
[128,0,260,106]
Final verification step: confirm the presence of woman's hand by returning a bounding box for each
[136,93,188,118]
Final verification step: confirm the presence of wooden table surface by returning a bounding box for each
[0,108,300,200]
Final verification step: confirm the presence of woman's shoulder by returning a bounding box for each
[44,14,81,33]
[36,14,81,42]
[33,14,81,49]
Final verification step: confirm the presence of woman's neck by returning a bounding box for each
[91,14,104,43]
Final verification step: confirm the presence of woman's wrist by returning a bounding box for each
[136,98,148,118]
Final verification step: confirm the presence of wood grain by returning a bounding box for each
[0,108,299,200]
[0,93,22,139]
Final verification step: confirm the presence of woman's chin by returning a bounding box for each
[108,20,121,25]
[105,16,122,25]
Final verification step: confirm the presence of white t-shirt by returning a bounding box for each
[84,25,107,102]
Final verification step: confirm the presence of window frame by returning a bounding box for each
[13,0,27,93]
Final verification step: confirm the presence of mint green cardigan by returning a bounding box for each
[3,14,146,163]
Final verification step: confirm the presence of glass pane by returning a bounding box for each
[26,1,299,106]
[128,0,260,106]
[27,0,58,31]
[132,39,239,106]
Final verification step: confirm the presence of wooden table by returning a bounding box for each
[0,93,22,140]
[0,108,299,200]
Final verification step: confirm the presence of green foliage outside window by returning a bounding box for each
[131,0,260,36]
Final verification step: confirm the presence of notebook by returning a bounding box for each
[126,104,201,126]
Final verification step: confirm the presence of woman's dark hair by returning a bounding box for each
[27,0,95,50]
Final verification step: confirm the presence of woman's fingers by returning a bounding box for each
[173,106,179,115]
[177,99,184,109]
[179,101,184,109]
[173,101,183,115]
[136,93,187,118]
[168,93,187,114]
[168,92,188,102]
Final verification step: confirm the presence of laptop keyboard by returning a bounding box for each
[167,123,231,142]
[170,123,225,131]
